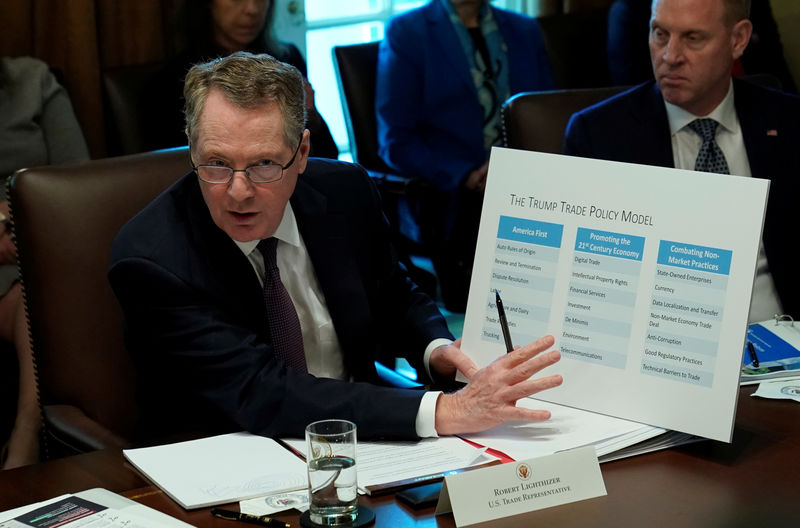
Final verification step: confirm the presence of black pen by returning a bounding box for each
[495,290,514,353]
[747,341,760,368]
[210,508,290,528]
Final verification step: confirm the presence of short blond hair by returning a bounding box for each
[651,0,750,26]
[723,0,751,24]
[183,51,306,148]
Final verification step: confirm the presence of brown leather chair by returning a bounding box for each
[501,86,629,154]
[9,147,190,459]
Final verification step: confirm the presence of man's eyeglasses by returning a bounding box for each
[191,138,302,184]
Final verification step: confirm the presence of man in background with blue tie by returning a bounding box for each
[108,52,562,443]
[563,0,800,320]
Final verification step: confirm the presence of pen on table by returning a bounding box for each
[495,290,514,353]
[747,341,760,368]
[210,508,290,528]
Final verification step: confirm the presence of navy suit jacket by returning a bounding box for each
[564,79,800,316]
[108,159,453,440]
[376,0,554,192]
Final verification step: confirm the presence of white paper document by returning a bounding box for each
[461,397,666,462]
[462,149,768,442]
[123,432,307,509]
[741,374,800,386]
[0,488,191,527]
[281,436,489,493]
[752,379,800,402]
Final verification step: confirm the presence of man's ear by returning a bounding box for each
[186,133,194,163]
[296,129,311,174]
[186,129,195,156]
[731,19,753,61]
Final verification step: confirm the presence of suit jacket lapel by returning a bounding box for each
[290,177,373,372]
[642,83,675,168]
[185,177,265,329]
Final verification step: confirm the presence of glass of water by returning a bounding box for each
[306,419,358,525]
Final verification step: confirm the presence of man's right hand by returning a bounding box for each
[433,335,562,436]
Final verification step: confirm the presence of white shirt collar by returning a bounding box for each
[665,80,737,135]
[233,202,301,257]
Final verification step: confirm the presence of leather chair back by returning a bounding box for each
[9,147,190,457]
[102,62,166,156]
[501,86,629,154]
[332,42,395,174]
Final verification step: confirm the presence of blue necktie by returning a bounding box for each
[688,118,730,174]
[257,238,307,373]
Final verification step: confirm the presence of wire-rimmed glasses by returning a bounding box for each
[191,137,302,184]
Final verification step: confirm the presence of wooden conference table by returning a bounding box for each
[2,385,799,527]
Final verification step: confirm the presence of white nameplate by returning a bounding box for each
[435,446,606,527]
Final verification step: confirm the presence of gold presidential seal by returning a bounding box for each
[516,463,531,480]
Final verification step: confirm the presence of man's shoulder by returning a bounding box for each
[734,78,800,114]
[291,158,388,223]
[563,82,670,163]
[572,82,658,122]
[301,158,371,188]
[110,172,198,261]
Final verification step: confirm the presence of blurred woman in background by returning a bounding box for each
[0,55,89,469]
[143,0,338,159]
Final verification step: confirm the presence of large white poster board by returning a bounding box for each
[462,148,769,442]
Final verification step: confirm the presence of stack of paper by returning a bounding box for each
[281,436,491,495]
[123,432,307,509]
[461,397,699,463]
[122,406,699,513]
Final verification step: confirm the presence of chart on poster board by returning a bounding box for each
[461,148,769,442]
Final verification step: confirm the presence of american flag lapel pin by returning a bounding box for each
[767,129,778,136]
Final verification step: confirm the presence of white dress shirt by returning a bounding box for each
[664,82,782,322]
[233,203,445,437]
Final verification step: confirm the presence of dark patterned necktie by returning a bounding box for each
[256,238,307,373]
[688,118,730,174]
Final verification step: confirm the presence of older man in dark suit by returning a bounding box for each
[109,52,562,442]
[564,0,800,320]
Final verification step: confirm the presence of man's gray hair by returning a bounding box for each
[183,51,306,148]
[722,0,751,24]
[651,0,751,25]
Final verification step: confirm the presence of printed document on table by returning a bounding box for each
[281,436,489,493]
[0,488,192,527]
[461,148,768,442]
[462,396,664,462]
[123,432,307,509]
